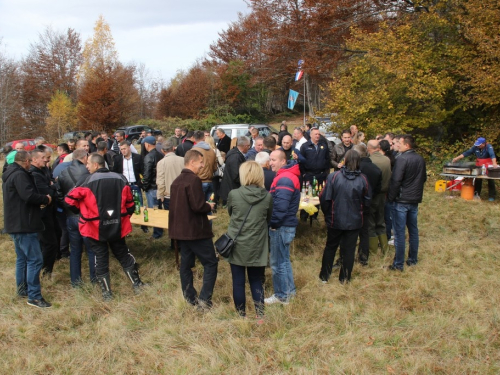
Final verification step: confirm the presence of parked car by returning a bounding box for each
[115,125,162,142]
[3,139,57,152]
[62,130,92,140]
[210,124,278,142]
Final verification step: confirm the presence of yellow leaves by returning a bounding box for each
[45,91,77,139]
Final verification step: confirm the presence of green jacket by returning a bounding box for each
[226,185,273,267]
[370,151,391,193]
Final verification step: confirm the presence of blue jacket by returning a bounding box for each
[299,139,330,175]
[269,162,301,228]
[462,143,496,160]
[320,167,371,230]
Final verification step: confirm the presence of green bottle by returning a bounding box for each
[143,207,149,222]
[134,190,141,215]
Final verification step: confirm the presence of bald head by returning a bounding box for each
[367,140,380,155]
[269,149,287,172]
[281,135,293,150]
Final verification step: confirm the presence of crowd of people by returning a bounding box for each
[4,124,495,319]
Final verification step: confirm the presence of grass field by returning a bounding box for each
[0,175,499,374]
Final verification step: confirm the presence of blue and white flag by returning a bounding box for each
[288,89,299,110]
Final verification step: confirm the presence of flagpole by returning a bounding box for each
[303,72,306,127]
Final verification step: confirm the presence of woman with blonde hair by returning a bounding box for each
[206,135,224,209]
[226,161,272,319]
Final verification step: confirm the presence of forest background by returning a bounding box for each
[1,0,499,168]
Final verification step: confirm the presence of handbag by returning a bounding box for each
[214,163,224,178]
[214,204,253,258]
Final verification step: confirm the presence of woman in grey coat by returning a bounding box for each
[226,161,273,318]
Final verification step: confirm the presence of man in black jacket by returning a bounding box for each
[216,128,231,154]
[219,136,250,206]
[387,135,426,271]
[30,149,59,279]
[56,149,96,286]
[299,128,330,221]
[112,141,148,233]
[3,151,52,308]
[142,136,164,239]
[175,131,195,157]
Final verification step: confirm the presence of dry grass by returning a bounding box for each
[0,178,499,374]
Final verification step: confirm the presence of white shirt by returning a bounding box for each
[296,137,307,151]
[123,156,136,183]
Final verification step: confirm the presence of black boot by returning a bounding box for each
[96,273,113,301]
[124,264,146,293]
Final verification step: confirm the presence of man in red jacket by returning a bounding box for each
[169,149,217,310]
[65,153,145,300]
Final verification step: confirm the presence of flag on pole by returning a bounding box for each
[295,59,304,81]
[288,89,299,110]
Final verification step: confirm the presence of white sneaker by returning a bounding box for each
[388,239,394,246]
[264,295,289,305]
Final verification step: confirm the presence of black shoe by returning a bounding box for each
[406,260,417,267]
[387,265,403,272]
[27,298,52,308]
[141,227,149,233]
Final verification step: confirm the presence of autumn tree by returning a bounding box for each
[21,27,82,138]
[45,91,77,140]
[78,16,139,131]
[0,43,25,144]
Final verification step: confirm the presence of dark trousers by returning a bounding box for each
[213,177,221,206]
[178,238,218,306]
[230,264,265,317]
[86,237,135,277]
[39,214,59,274]
[55,209,69,258]
[320,227,360,283]
[368,193,386,237]
[357,211,370,262]
[385,201,393,240]
[475,178,496,199]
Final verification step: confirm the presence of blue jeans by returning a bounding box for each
[145,189,164,238]
[392,203,419,269]
[269,226,296,300]
[202,182,213,202]
[67,216,96,285]
[10,233,43,300]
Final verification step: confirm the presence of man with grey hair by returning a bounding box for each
[156,139,185,210]
[255,151,275,191]
[219,136,250,207]
[34,137,45,146]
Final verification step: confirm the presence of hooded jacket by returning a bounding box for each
[192,141,217,182]
[320,167,371,230]
[168,169,213,240]
[226,185,273,266]
[2,162,50,233]
[65,168,134,241]
[269,162,301,228]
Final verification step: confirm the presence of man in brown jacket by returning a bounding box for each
[169,149,217,309]
[192,130,217,201]
[156,140,184,210]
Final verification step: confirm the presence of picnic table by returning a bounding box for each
[130,208,216,267]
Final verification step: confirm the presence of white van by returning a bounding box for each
[210,124,278,142]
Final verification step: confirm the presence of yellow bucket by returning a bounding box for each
[435,180,447,192]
